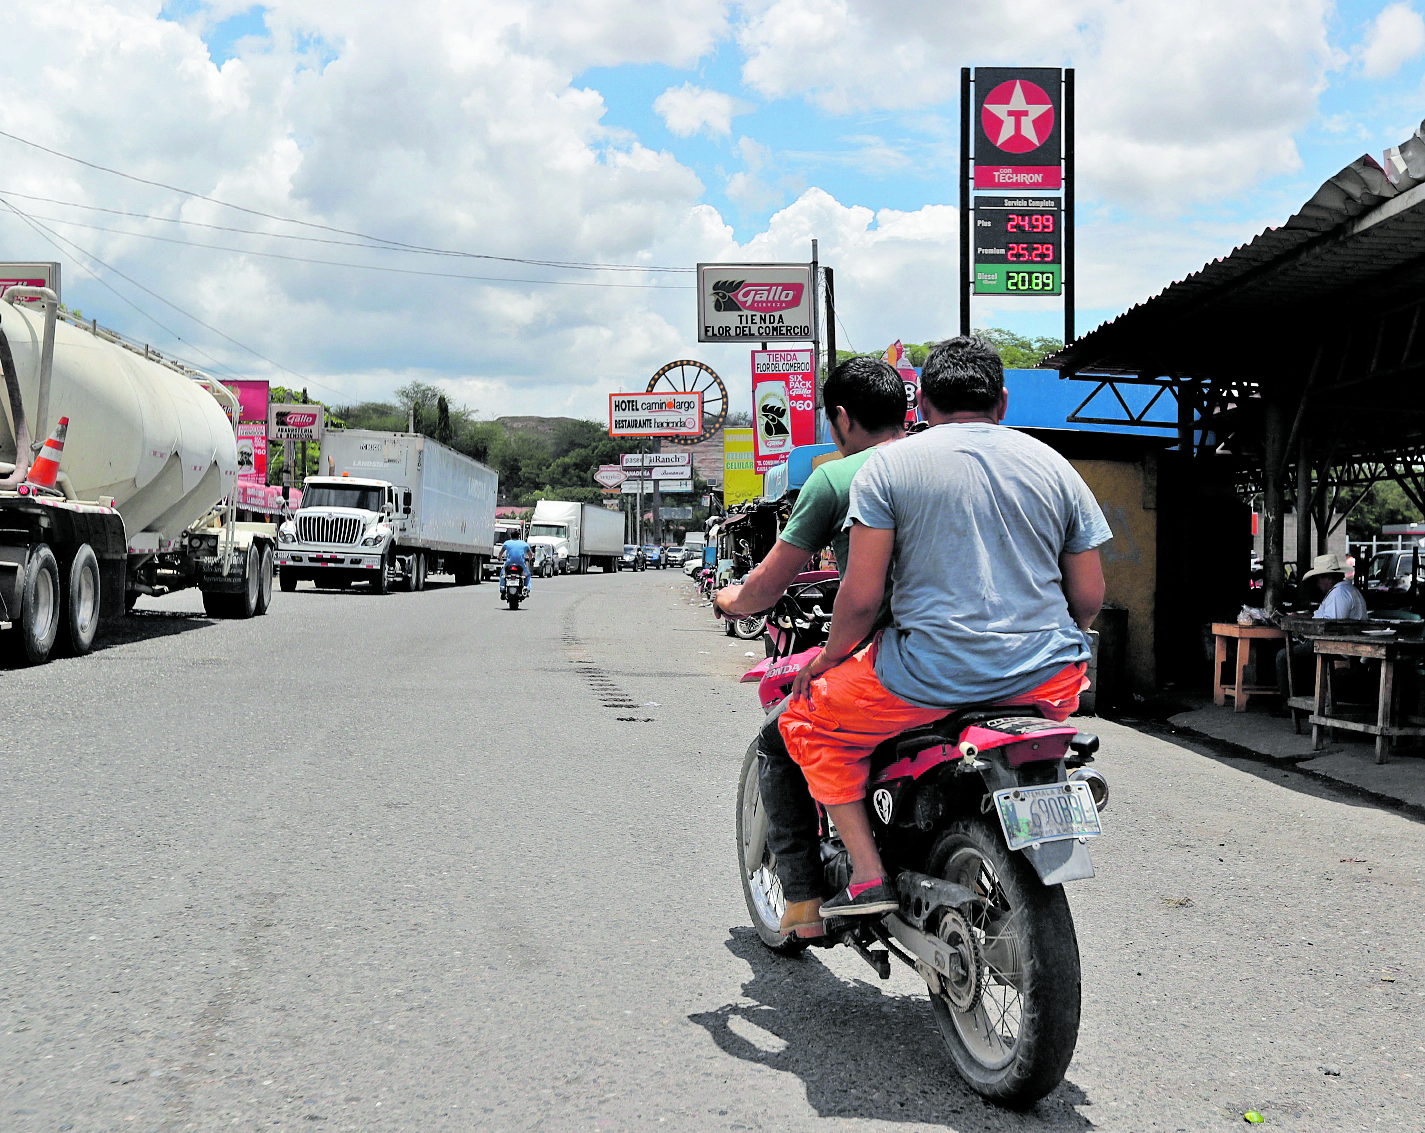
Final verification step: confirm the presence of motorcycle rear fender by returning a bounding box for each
[1020,838,1095,884]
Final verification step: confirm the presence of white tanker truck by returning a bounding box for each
[0,281,277,666]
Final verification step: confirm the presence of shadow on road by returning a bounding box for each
[688,928,1093,1129]
[94,609,221,652]
[0,607,220,667]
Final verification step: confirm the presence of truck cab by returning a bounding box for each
[277,475,404,591]
[527,518,572,573]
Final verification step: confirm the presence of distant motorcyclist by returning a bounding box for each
[502,536,533,590]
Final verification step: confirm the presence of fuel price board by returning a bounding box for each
[972,196,1061,296]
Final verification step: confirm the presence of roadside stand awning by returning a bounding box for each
[1042,117,1425,615]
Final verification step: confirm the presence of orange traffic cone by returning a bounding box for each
[27,416,69,488]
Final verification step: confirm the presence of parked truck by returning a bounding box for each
[527,500,623,573]
[0,282,277,666]
[276,430,497,592]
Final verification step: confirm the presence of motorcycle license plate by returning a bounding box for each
[993,781,1101,851]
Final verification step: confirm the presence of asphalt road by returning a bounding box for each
[3,567,1423,1132]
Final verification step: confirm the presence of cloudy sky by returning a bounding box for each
[0,0,1422,419]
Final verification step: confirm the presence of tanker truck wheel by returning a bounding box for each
[279,567,298,592]
[7,544,61,666]
[58,543,102,656]
[233,545,261,618]
[255,545,275,615]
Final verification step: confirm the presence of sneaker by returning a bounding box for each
[819,877,898,917]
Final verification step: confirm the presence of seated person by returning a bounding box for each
[1276,553,1367,701]
[716,356,907,939]
[779,336,1110,918]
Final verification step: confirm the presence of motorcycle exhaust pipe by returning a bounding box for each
[1069,766,1109,812]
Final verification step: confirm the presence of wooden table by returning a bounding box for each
[1212,623,1287,712]
[1305,631,1425,763]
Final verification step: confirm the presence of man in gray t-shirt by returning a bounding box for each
[779,336,1112,919]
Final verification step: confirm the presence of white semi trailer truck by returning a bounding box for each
[276,430,498,592]
[527,500,624,573]
[0,283,277,666]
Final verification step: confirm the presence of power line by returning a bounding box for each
[0,199,346,397]
[15,210,696,289]
[0,198,246,381]
[0,129,696,273]
[0,188,694,272]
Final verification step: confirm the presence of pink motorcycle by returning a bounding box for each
[735,639,1109,1106]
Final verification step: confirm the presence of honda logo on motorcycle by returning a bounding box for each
[872,788,894,824]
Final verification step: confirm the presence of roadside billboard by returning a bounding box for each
[268,404,324,442]
[236,423,267,484]
[722,428,761,507]
[751,348,815,474]
[608,392,702,437]
[883,341,921,424]
[0,262,61,302]
[225,379,270,424]
[697,263,813,342]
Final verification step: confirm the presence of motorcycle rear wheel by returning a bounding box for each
[735,739,808,955]
[924,817,1081,1107]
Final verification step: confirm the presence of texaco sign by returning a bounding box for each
[697,263,814,343]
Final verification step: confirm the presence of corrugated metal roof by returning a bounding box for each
[1046,119,1425,376]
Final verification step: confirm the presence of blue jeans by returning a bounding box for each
[757,701,824,903]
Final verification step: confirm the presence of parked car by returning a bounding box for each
[643,544,664,569]
[1363,548,1424,609]
[532,542,558,578]
[621,544,647,571]
[683,554,704,577]
[665,545,688,566]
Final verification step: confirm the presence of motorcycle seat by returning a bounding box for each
[868,705,1043,776]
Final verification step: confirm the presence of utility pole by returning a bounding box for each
[650,436,661,547]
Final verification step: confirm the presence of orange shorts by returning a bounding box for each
[779,642,1089,806]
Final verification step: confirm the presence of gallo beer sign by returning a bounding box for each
[697,263,813,342]
[268,404,324,441]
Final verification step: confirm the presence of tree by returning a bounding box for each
[435,395,454,445]
[1339,480,1420,542]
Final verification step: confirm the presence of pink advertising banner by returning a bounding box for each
[751,349,815,475]
[883,341,921,425]
[235,423,267,484]
[225,380,270,425]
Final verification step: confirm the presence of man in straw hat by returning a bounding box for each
[1275,553,1368,702]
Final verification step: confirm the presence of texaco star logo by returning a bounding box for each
[981,79,1054,155]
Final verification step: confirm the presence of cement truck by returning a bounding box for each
[0,280,277,666]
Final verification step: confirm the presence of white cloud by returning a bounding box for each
[1357,2,1425,77]
[733,0,1335,207]
[653,83,749,137]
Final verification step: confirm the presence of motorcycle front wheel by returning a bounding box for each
[735,739,808,955]
[924,817,1081,1107]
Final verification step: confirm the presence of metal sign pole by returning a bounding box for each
[651,437,662,545]
[1064,67,1076,345]
[810,239,821,424]
[959,67,971,338]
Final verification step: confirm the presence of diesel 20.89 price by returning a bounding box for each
[1006,271,1057,292]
